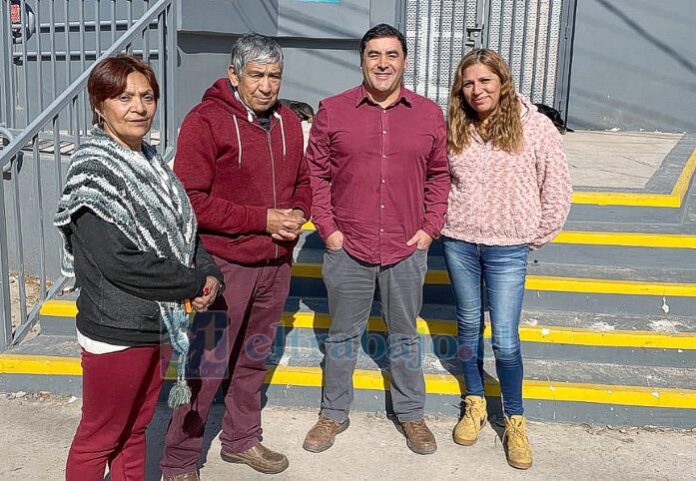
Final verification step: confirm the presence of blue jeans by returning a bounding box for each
[442,238,528,416]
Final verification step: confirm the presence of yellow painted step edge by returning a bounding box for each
[266,366,696,410]
[302,224,696,249]
[40,300,696,350]
[553,231,696,249]
[292,262,696,297]
[572,147,696,208]
[1,354,694,410]
[279,312,696,350]
[298,148,695,210]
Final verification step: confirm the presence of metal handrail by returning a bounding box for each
[0,0,177,351]
[0,0,173,170]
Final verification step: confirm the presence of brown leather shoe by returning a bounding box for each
[303,415,350,452]
[162,473,200,481]
[220,443,289,474]
[401,419,437,455]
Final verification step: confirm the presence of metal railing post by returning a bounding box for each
[164,0,176,157]
[0,173,12,351]
[0,127,15,351]
[1,0,17,127]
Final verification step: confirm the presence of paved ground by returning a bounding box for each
[564,131,683,189]
[1,393,694,481]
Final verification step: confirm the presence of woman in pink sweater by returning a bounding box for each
[441,49,571,470]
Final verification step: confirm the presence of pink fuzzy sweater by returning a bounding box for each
[441,98,572,248]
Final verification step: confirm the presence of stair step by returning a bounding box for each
[289,250,696,316]
[40,298,696,343]
[0,336,696,412]
[279,348,696,391]
[300,231,696,269]
[2,340,695,428]
[295,245,696,282]
[39,299,696,370]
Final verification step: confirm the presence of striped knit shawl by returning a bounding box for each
[54,127,196,406]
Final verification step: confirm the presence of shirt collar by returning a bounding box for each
[355,83,413,109]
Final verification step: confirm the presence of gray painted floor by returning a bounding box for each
[0,393,694,481]
[566,131,683,189]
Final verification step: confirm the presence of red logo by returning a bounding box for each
[10,4,21,24]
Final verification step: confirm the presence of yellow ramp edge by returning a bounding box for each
[40,301,696,350]
[2,354,693,410]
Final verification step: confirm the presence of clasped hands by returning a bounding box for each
[267,208,306,242]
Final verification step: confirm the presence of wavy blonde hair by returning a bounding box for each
[447,49,523,154]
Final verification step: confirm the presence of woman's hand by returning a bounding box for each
[191,276,221,312]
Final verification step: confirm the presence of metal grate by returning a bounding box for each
[404,0,568,111]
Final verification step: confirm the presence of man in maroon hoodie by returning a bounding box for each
[161,34,311,480]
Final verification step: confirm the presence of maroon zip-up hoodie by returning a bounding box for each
[173,78,311,265]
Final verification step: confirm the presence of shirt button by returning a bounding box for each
[381,179,386,184]
[382,130,387,134]
[380,204,385,208]
[382,154,387,158]
[380,228,384,232]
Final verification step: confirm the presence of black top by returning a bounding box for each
[71,209,223,345]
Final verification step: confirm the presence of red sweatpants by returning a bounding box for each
[65,344,171,481]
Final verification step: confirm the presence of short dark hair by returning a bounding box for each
[360,23,407,58]
[87,54,160,126]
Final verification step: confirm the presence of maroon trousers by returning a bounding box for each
[66,344,171,481]
[160,258,291,477]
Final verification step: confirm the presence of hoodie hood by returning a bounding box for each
[518,94,536,124]
[200,78,288,166]
[201,78,260,120]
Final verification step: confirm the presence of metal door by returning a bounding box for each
[399,0,577,117]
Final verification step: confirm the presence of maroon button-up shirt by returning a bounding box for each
[306,84,450,266]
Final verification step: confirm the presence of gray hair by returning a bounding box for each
[230,33,283,77]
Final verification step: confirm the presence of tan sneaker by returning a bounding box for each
[503,415,533,469]
[401,419,437,455]
[303,415,350,452]
[453,395,487,446]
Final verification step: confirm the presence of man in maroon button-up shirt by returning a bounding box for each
[304,24,450,456]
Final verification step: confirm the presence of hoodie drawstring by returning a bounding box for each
[233,110,286,168]
[273,111,287,160]
[232,115,242,167]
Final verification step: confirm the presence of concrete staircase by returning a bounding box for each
[2,136,696,428]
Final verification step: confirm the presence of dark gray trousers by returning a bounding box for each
[320,248,428,423]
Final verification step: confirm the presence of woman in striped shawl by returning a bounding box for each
[54,54,223,481]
